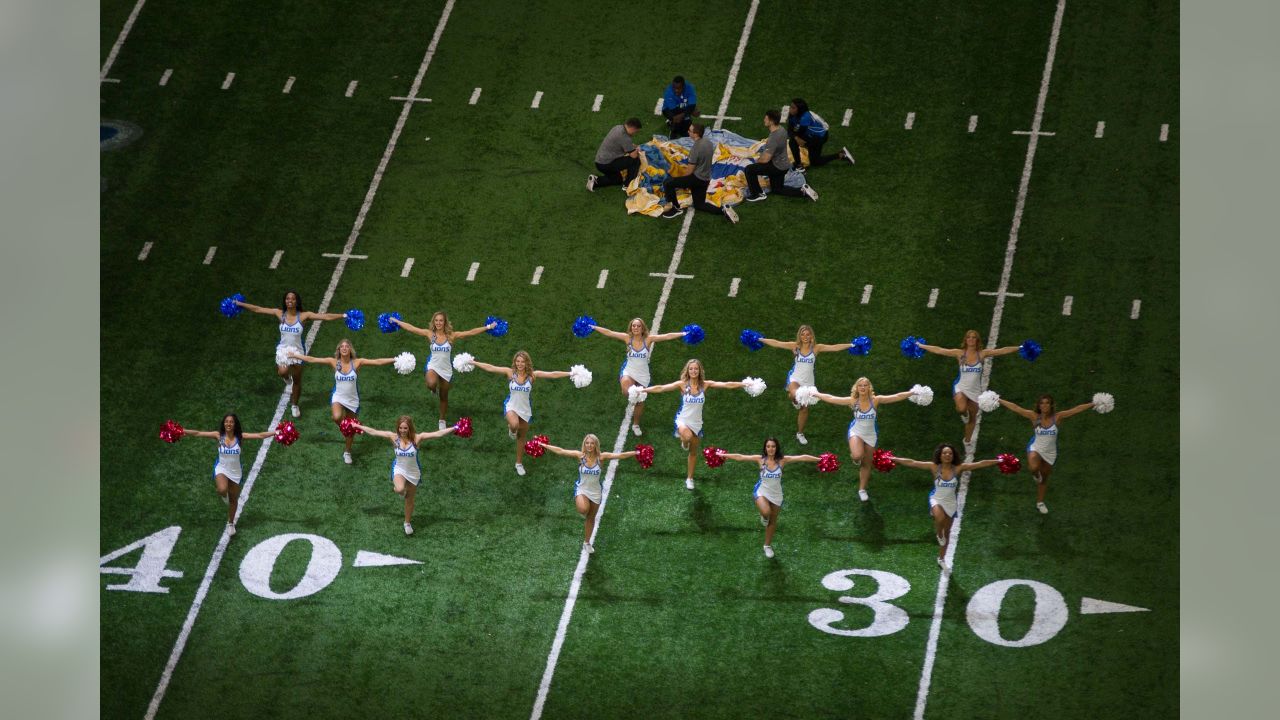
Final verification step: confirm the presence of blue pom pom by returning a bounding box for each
[572,315,597,338]
[681,323,705,345]
[377,312,402,333]
[740,329,764,351]
[1019,339,1042,361]
[219,293,245,318]
[486,315,509,337]
[849,335,872,356]
[900,335,926,359]
[345,309,365,331]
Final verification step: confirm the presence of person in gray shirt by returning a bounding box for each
[743,109,818,203]
[587,118,644,192]
[661,124,738,224]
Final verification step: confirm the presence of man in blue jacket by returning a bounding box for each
[662,76,699,139]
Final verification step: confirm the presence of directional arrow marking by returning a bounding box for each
[1080,597,1149,615]
[353,550,421,568]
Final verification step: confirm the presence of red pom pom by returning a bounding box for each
[274,421,299,446]
[524,434,549,458]
[872,448,896,472]
[702,446,725,468]
[453,417,473,438]
[997,453,1021,474]
[635,444,654,469]
[338,417,364,438]
[159,419,185,444]
[817,452,841,473]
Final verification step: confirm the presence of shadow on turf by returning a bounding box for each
[819,502,934,550]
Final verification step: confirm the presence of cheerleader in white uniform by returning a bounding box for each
[916,330,1021,444]
[185,414,276,537]
[473,351,573,476]
[539,434,640,553]
[392,312,495,430]
[722,437,820,558]
[589,318,686,437]
[894,444,1002,567]
[814,377,916,502]
[288,339,397,465]
[234,291,349,418]
[757,325,857,445]
[996,394,1096,514]
[354,415,457,536]
[645,359,745,490]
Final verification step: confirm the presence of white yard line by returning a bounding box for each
[531,4,760,718]
[269,250,283,270]
[202,246,217,265]
[905,112,916,130]
[469,87,482,105]
[1062,295,1073,315]
[100,0,148,81]
[653,97,663,115]
[159,68,172,86]
[137,242,153,261]
[1131,299,1142,319]
[860,284,873,304]
[927,288,939,308]
[221,72,235,90]
[401,258,415,278]
[592,94,603,112]
[346,80,359,98]
[913,2,1066,719]
[794,281,807,301]
[531,266,544,285]
[1159,123,1169,142]
[728,277,740,297]
[1095,121,1105,138]
[531,91,543,109]
[466,261,480,281]
[968,115,978,133]
[283,76,295,94]
[143,3,459,718]
[596,269,609,289]
[842,108,853,127]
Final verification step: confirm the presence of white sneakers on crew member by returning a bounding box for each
[724,205,740,224]
[343,452,353,465]
[291,405,301,418]
[515,463,527,477]
[631,424,643,437]
[801,184,819,202]
[745,193,768,203]
[685,478,695,490]
[404,522,414,536]
[661,207,684,220]
[858,489,870,502]
[763,545,775,559]
[586,175,598,192]
[841,146,855,164]
[1037,502,1049,514]
[795,432,808,445]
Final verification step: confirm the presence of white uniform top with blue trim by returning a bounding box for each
[929,468,960,517]
[953,353,984,401]
[674,383,706,436]
[1028,415,1059,465]
[213,437,243,483]
[786,348,816,388]
[620,339,652,387]
[753,460,784,506]
[574,457,603,504]
[391,438,422,484]
[278,313,305,365]
[504,373,533,423]
[427,334,453,382]
[847,399,878,446]
[331,361,359,413]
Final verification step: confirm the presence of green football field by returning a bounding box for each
[100,0,1178,717]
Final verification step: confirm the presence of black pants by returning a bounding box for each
[663,174,724,214]
[595,156,641,188]
[744,162,804,198]
[663,106,696,139]
[789,128,840,167]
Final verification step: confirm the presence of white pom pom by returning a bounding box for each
[570,364,593,389]
[275,344,292,367]
[452,352,475,373]
[794,385,819,407]
[393,351,416,375]
[742,376,766,397]
[628,385,648,404]
[978,390,1001,413]
[1092,392,1115,414]
[909,384,934,406]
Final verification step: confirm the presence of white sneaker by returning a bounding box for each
[960,411,970,424]
[724,205,739,224]
[438,420,447,431]
[1037,502,1049,514]
[841,146,855,164]
[404,522,414,536]
[343,452,353,465]
[226,523,236,537]
[760,515,768,527]
[508,428,517,440]
[291,405,300,418]
[858,489,870,502]
[586,175,597,192]
[795,432,808,445]
[631,424,643,437]
[685,478,695,490]
[801,184,819,202]
[583,541,594,554]
[763,545,775,559]
[515,463,526,476]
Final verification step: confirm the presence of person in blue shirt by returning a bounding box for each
[787,98,854,171]
[662,76,700,139]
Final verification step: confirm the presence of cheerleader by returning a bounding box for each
[815,377,915,502]
[391,312,495,429]
[916,330,1020,444]
[234,291,348,418]
[722,438,820,558]
[287,339,397,465]
[472,351,573,476]
[645,359,745,490]
[996,394,1095,514]
[185,414,276,537]
[757,325,856,445]
[353,416,457,536]
[589,318,685,436]
[538,434,639,553]
[893,444,1002,567]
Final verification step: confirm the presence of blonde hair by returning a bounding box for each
[431,311,455,340]
[395,414,417,441]
[512,350,534,378]
[680,358,705,392]
[794,324,815,351]
[333,338,358,361]
[961,329,983,349]
[580,433,601,462]
[628,317,650,341]
[850,376,875,400]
